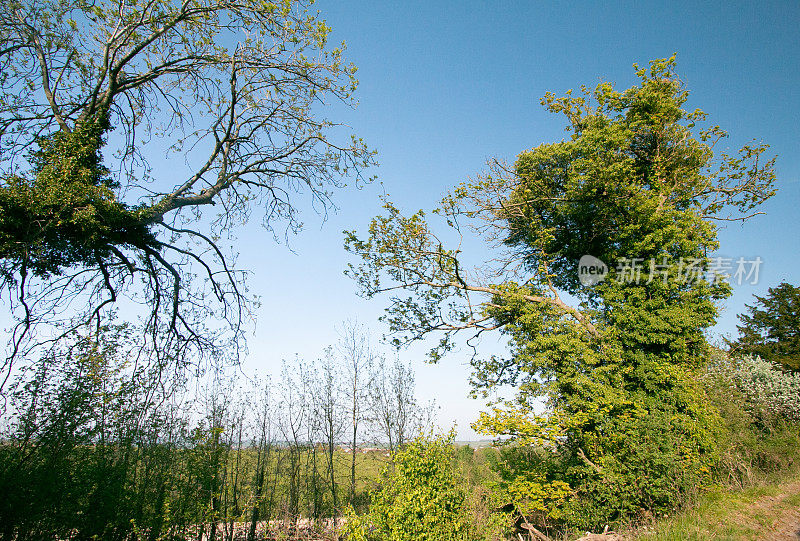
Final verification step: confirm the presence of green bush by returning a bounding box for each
[477,363,726,534]
[340,432,506,541]
[561,395,721,529]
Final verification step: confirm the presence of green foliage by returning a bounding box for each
[0,324,401,540]
[629,362,800,541]
[341,432,506,541]
[488,445,572,525]
[562,395,722,528]
[469,57,765,529]
[712,387,800,492]
[0,326,166,540]
[346,56,777,532]
[482,380,723,531]
[0,114,156,279]
[727,282,800,371]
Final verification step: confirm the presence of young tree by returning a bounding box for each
[314,350,345,523]
[247,377,275,541]
[368,355,424,457]
[276,357,309,524]
[0,0,374,380]
[191,380,231,541]
[727,282,800,371]
[346,57,776,527]
[336,320,373,505]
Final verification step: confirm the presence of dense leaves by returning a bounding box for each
[727,282,800,371]
[342,432,504,541]
[346,56,776,529]
[0,113,156,279]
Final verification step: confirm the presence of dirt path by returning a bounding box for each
[621,476,800,540]
[755,479,800,541]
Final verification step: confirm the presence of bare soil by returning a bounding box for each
[746,479,800,540]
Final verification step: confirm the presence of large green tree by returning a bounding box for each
[0,0,373,382]
[727,282,800,371]
[346,57,775,528]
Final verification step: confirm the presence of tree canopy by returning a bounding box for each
[0,0,374,380]
[728,282,800,371]
[345,56,776,527]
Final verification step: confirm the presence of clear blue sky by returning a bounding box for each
[230,1,800,439]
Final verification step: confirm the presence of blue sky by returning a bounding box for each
[224,1,800,438]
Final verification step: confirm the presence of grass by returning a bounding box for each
[627,470,800,541]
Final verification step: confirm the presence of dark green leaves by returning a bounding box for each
[0,115,156,278]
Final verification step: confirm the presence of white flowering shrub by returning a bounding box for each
[710,353,800,424]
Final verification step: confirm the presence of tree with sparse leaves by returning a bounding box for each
[346,56,776,528]
[0,0,373,384]
[727,282,800,371]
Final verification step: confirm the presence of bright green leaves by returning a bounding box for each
[341,432,491,541]
[345,200,444,297]
[488,445,573,524]
[345,199,475,359]
[501,474,571,523]
[474,406,568,448]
